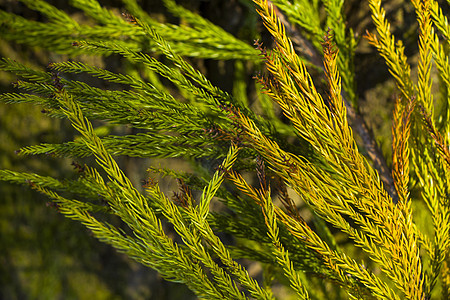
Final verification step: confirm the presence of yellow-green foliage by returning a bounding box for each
[1,0,450,299]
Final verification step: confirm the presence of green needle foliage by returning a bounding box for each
[1,0,450,299]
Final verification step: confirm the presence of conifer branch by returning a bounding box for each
[419,104,450,170]
[145,147,273,300]
[34,184,225,299]
[2,1,450,298]
[260,190,310,299]
[146,183,248,300]
[430,0,450,42]
[230,107,418,297]
[52,87,230,298]
[365,0,414,101]
[392,96,415,208]
[1,0,258,60]
[268,2,397,201]
[414,0,434,115]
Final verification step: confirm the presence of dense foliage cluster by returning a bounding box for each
[1,0,450,299]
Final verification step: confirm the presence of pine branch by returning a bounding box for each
[260,190,310,299]
[53,85,235,298]
[267,3,397,202]
[2,1,450,298]
[365,0,414,101]
[391,96,415,208]
[1,0,259,60]
[32,183,225,298]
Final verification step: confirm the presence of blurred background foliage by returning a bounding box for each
[0,0,435,298]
